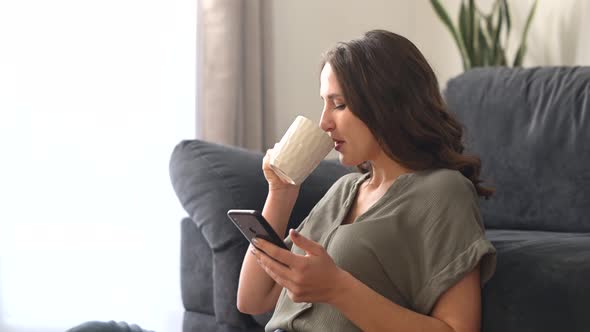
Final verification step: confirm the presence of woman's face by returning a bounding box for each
[319,63,382,166]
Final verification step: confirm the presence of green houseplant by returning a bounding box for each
[430,0,538,70]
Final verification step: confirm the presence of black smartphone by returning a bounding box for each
[227,209,289,251]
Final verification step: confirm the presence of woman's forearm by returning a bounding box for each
[237,189,299,314]
[329,270,454,332]
[261,188,299,237]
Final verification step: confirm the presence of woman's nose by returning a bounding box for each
[319,109,333,132]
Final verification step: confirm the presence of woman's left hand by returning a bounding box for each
[251,229,348,304]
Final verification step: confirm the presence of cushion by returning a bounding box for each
[484,229,590,331]
[445,67,590,232]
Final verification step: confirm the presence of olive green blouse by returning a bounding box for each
[265,169,496,332]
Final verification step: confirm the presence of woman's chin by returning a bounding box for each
[338,154,361,167]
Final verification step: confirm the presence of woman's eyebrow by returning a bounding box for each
[320,93,343,100]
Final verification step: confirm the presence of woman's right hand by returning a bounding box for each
[263,145,301,193]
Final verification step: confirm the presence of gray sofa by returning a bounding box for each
[169,67,590,332]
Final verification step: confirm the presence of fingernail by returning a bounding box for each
[291,229,298,237]
[252,238,259,245]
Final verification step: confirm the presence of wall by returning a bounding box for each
[262,0,413,154]
[262,0,590,151]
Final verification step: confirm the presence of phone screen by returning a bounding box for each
[227,209,289,250]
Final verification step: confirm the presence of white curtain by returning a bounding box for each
[198,0,266,151]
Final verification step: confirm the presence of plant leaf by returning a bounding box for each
[514,45,527,67]
[485,13,494,63]
[491,2,503,65]
[502,0,512,35]
[513,0,538,66]
[469,0,476,66]
[430,0,471,69]
[481,18,495,67]
[478,29,488,66]
[499,45,507,66]
[459,1,473,64]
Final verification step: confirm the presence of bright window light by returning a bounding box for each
[0,1,196,331]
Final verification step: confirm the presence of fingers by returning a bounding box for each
[289,229,324,256]
[251,246,297,290]
[265,148,274,158]
[264,143,280,160]
[262,146,278,175]
[262,149,272,168]
[254,238,300,268]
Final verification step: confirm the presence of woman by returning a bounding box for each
[237,30,496,332]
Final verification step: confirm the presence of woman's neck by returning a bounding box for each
[365,151,413,190]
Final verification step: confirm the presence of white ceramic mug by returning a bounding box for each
[269,116,334,185]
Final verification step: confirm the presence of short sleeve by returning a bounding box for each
[411,173,497,315]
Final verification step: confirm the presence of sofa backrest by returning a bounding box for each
[445,67,590,233]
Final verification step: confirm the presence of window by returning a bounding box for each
[0,1,196,331]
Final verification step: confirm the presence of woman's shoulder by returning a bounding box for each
[409,168,477,200]
[403,169,485,234]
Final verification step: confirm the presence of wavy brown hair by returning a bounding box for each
[321,30,493,198]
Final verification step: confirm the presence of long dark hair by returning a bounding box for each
[321,30,493,198]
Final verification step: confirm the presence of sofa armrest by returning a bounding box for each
[180,217,214,315]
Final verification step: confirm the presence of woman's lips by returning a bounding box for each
[334,141,344,151]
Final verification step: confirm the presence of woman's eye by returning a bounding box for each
[334,104,346,110]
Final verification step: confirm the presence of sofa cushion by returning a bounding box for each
[445,67,590,232]
[483,229,590,331]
